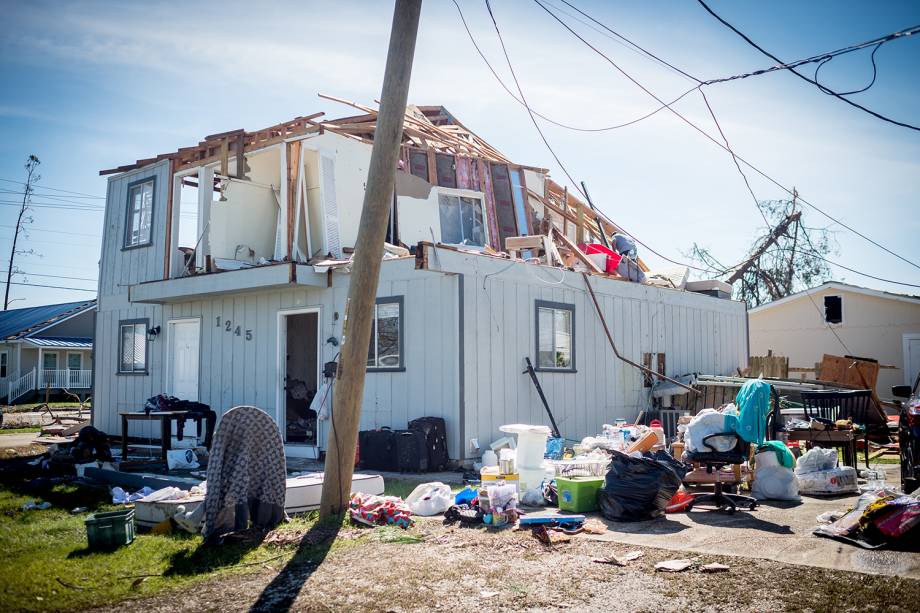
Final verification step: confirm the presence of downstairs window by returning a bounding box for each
[367,297,404,371]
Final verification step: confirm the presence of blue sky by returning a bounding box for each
[0,0,918,307]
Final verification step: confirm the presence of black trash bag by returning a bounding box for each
[597,450,689,522]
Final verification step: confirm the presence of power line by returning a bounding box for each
[0,201,104,213]
[0,188,103,201]
[0,224,100,238]
[483,0,712,273]
[14,271,98,283]
[451,0,701,133]
[534,0,920,272]
[555,0,703,83]
[6,281,96,293]
[695,0,920,132]
[0,177,104,199]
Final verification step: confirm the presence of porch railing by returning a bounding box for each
[40,369,92,390]
[7,368,36,403]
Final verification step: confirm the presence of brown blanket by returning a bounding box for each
[202,406,286,541]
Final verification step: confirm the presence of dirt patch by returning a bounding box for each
[111,517,919,613]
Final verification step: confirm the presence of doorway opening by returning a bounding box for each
[283,311,319,445]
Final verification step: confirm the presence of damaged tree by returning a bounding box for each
[4,154,40,310]
[689,191,834,308]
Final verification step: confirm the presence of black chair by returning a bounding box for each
[800,390,888,467]
[685,432,757,514]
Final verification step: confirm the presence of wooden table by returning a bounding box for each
[120,411,212,463]
[786,429,858,468]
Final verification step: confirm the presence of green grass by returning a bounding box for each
[0,460,356,611]
[0,426,41,434]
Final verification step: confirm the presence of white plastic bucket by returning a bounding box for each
[500,424,551,469]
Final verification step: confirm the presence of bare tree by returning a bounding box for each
[689,191,835,308]
[4,155,40,310]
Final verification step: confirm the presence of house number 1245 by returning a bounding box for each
[216,317,253,340]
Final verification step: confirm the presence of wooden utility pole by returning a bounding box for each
[5,155,40,310]
[725,210,801,285]
[320,0,422,518]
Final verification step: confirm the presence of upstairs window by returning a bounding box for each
[367,297,404,371]
[438,193,486,247]
[124,178,155,248]
[824,295,843,324]
[119,320,148,374]
[535,300,575,371]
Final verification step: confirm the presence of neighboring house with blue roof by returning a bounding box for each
[0,300,96,403]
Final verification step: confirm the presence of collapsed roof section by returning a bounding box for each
[101,96,658,282]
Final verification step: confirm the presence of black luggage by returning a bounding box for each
[359,428,398,471]
[395,429,428,472]
[408,416,449,471]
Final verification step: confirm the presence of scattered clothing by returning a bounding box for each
[202,406,286,541]
[112,486,154,504]
[349,493,413,529]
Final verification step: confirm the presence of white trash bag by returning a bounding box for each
[405,482,453,516]
[751,465,800,501]
[794,447,838,475]
[797,467,858,496]
[166,448,200,470]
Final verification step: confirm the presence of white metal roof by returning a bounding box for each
[748,281,920,314]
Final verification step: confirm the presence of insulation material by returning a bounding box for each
[455,156,474,191]
[476,159,501,251]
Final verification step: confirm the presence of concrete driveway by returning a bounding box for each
[582,464,919,579]
[0,432,39,450]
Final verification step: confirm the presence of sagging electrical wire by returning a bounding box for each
[696,0,920,132]
[483,0,715,274]
[533,0,920,273]
[452,0,701,133]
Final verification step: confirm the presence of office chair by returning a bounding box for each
[685,432,757,514]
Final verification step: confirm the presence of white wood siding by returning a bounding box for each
[440,248,748,459]
[93,258,462,455]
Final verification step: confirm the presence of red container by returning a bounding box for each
[579,243,622,274]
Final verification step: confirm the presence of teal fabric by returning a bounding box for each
[734,379,771,445]
[758,440,795,469]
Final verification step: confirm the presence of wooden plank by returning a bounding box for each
[551,227,604,274]
[505,235,545,250]
[286,140,302,261]
[575,189,585,245]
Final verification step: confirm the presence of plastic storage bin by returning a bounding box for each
[580,243,623,274]
[85,508,136,549]
[556,476,604,513]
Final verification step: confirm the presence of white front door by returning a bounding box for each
[169,319,200,401]
[905,334,920,387]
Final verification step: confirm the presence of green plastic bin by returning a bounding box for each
[556,477,604,513]
[85,508,136,549]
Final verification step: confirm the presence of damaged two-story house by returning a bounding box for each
[91,97,748,462]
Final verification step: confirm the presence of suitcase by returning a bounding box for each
[395,429,428,473]
[408,416,448,471]
[359,428,397,471]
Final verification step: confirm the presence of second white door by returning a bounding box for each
[169,319,200,401]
